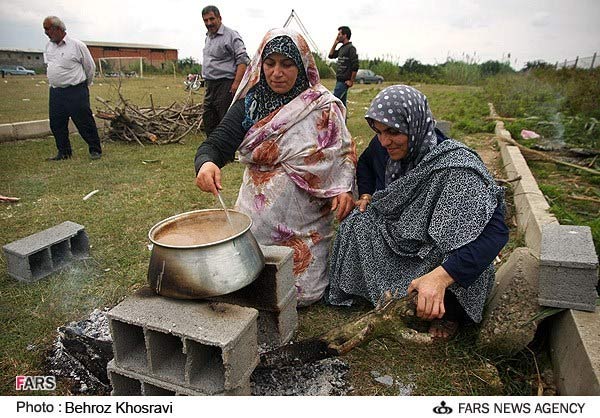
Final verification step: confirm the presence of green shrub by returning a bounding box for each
[439,61,482,85]
[314,53,335,79]
[484,68,600,148]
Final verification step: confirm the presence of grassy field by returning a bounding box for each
[0,76,555,395]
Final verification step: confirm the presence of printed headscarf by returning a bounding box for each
[232,29,320,129]
[365,85,438,183]
[241,36,309,129]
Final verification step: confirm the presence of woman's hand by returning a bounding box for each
[195,162,222,197]
[355,194,372,212]
[331,192,354,221]
[407,266,455,321]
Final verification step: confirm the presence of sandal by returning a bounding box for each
[429,319,459,340]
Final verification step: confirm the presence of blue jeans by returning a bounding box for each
[333,80,349,108]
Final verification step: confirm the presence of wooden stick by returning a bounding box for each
[569,194,600,204]
[498,136,600,176]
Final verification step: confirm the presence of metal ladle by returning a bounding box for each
[217,191,234,229]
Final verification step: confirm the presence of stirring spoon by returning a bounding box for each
[217,191,234,229]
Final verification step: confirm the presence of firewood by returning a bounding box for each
[94,87,202,145]
[259,292,432,369]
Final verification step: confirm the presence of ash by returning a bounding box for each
[251,358,352,396]
[46,309,352,396]
[45,308,112,395]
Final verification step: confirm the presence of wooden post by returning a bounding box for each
[591,53,597,70]
[573,56,578,68]
[140,57,143,78]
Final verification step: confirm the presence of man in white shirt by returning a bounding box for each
[43,16,102,160]
[201,5,249,136]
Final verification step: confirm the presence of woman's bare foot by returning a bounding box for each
[429,319,459,340]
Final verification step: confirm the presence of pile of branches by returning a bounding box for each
[95,91,202,145]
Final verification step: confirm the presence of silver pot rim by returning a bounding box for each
[148,208,253,249]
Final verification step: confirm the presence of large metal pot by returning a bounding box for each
[147,209,265,299]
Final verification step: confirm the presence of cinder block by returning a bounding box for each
[107,287,258,394]
[209,245,295,311]
[257,286,298,347]
[2,221,89,282]
[538,225,599,311]
[107,360,251,396]
[436,120,452,136]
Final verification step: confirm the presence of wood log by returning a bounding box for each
[259,292,431,369]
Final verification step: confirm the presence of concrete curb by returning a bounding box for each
[0,117,107,143]
[491,104,599,395]
[493,119,559,257]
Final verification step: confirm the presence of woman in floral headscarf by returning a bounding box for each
[328,85,508,338]
[195,28,356,306]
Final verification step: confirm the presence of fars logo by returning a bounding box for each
[15,376,56,391]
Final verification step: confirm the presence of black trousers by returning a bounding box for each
[202,78,234,137]
[49,83,101,156]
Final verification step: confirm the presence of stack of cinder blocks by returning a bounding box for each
[211,245,297,346]
[107,245,298,395]
[107,287,259,395]
[2,221,89,282]
[538,224,599,311]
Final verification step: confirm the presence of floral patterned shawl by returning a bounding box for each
[232,28,356,305]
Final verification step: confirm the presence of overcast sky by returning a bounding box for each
[1,0,599,69]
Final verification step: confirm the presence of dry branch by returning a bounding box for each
[259,292,431,369]
[95,89,203,145]
[498,136,600,176]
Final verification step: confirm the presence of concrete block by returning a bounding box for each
[107,360,251,396]
[436,120,452,136]
[107,287,258,394]
[2,221,89,282]
[12,119,52,139]
[0,123,15,142]
[539,225,598,311]
[550,309,600,395]
[210,245,295,311]
[257,286,298,347]
[478,247,544,355]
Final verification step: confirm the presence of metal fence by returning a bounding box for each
[556,53,598,69]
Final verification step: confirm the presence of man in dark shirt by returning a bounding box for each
[328,26,358,109]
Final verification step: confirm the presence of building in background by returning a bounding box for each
[84,41,178,72]
[0,48,44,72]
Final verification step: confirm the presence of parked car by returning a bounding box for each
[355,69,384,84]
[0,65,36,76]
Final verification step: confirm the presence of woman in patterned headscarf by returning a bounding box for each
[328,85,508,338]
[195,28,356,306]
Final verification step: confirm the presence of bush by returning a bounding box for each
[484,68,600,148]
[314,53,335,79]
[438,61,482,85]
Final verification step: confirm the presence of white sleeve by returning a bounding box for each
[79,41,96,85]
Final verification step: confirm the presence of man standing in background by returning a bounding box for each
[201,5,249,136]
[43,16,102,161]
[328,26,358,109]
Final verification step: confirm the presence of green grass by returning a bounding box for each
[1,77,546,395]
